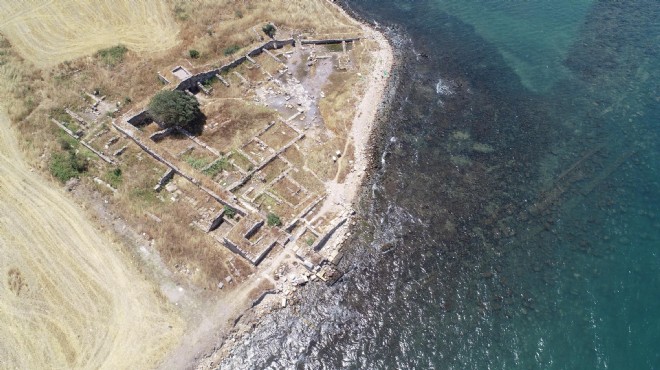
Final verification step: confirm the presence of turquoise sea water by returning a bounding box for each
[221,1,659,368]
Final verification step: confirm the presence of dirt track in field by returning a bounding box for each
[0,0,178,67]
[0,109,183,368]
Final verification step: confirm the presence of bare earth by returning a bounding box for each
[0,0,178,68]
[0,109,183,368]
[311,2,394,259]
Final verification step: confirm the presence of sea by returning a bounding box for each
[221,1,659,368]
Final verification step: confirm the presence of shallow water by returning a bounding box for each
[221,1,659,368]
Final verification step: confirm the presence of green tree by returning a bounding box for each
[188,49,200,59]
[148,90,201,128]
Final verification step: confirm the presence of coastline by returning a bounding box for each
[193,2,395,368]
[312,0,395,260]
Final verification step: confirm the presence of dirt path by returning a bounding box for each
[317,1,394,226]
[0,109,182,369]
[160,246,295,370]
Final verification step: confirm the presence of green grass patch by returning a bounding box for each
[96,45,128,67]
[202,157,229,177]
[58,132,79,151]
[202,76,218,88]
[230,150,254,172]
[325,43,344,52]
[105,168,123,188]
[50,151,88,183]
[223,44,241,56]
[51,107,73,124]
[130,188,158,205]
[183,154,210,170]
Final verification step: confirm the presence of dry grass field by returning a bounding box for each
[0,1,184,368]
[0,0,179,68]
[0,109,183,369]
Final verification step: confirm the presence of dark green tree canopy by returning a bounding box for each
[148,90,201,128]
[262,23,276,38]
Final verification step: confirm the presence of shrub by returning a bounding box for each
[106,168,122,188]
[189,49,200,59]
[224,205,236,219]
[174,5,188,20]
[96,45,128,66]
[57,131,79,150]
[262,23,276,38]
[223,45,240,56]
[50,151,88,182]
[202,76,217,88]
[148,90,201,128]
[267,212,282,227]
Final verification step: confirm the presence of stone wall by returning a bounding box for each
[312,217,347,251]
[113,120,248,216]
[126,110,152,126]
[173,38,295,92]
[300,37,359,45]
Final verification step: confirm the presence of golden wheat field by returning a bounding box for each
[0,108,183,368]
[0,0,179,68]
[0,1,184,368]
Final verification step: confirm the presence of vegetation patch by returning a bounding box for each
[325,43,343,52]
[202,157,229,177]
[223,45,240,56]
[50,151,88,182]
[267,212,282,227]
[223,205,236,219]
[96,45,128,67]
[105,168,123,188]
[129,187,159,205]
[262,23,277,38]
[49,131,89,182]
[148,90,201,128]
[202,76,218,88]
[183,154,210,170]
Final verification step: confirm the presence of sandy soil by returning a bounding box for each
[0,0,178,68]
[0,109,183,368]
[317,1,394,251]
